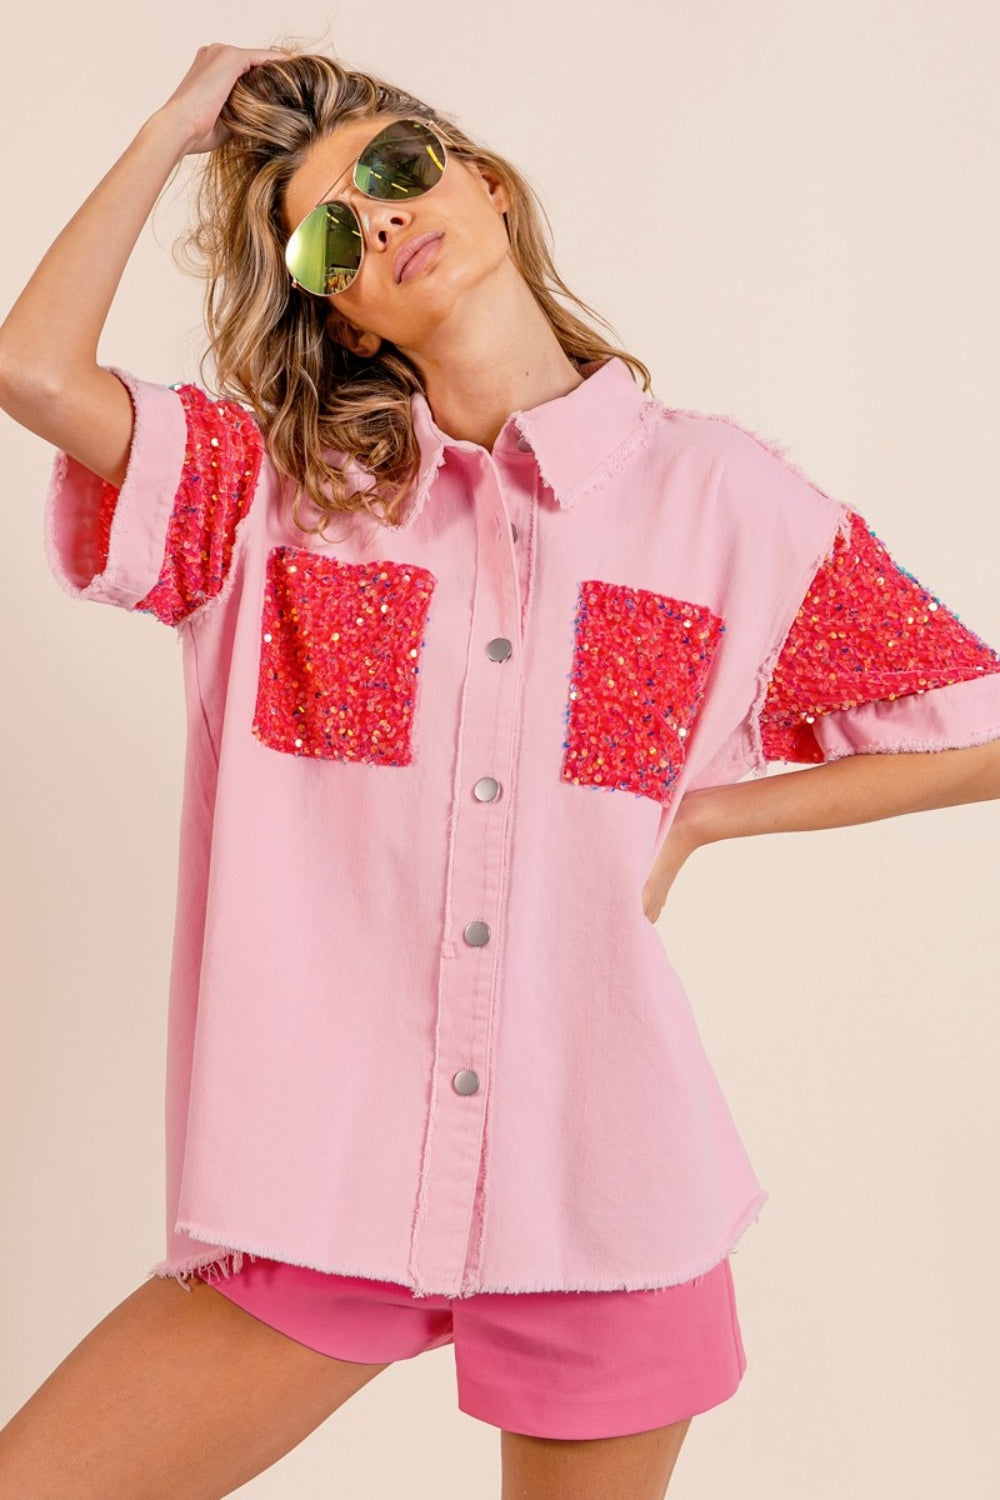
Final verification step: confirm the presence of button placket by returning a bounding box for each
[494,440,535,637]
[407,456,523,1296]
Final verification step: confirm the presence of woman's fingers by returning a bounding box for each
[157,44,292,155]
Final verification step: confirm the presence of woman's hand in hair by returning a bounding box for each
[156,43,291,155]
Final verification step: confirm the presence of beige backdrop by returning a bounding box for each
[2,2,998,1496]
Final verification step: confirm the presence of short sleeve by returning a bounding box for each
[756,506,1000,763]
[43,365,265,629]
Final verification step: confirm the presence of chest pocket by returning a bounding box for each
[560,579,726,806]
[252,546,437,766]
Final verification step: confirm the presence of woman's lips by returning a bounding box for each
[398,233,444,283]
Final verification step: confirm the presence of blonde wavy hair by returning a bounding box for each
[173,46,653,541]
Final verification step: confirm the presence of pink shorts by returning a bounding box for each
[195,1253,746,1440]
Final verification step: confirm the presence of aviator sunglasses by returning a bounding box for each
[285,117,452,297]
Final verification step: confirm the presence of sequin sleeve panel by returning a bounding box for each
[757,506,1000,763]
[42,365,265,629]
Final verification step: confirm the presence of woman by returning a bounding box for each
[2,42,999,1500]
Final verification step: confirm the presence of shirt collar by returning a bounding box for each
[397,354,655,531]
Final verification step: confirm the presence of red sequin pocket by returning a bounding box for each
[252,548,437,765]
[560,580,726,805]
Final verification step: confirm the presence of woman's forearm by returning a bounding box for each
[678,737,1000,847]
[0,107,194,392]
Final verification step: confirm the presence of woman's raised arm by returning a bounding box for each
[0,43,287,487]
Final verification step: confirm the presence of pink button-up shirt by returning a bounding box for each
[42,355,1000,1298]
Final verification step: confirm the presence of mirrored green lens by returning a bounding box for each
[285,200,363,296]
[354,119,446,200]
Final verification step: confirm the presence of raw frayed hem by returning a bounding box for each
[148,1224,417,1296]
[147,1247,260,1293]
[146,1188,769,1300]
[431,1186,770,1298]
[820,721,1000,761]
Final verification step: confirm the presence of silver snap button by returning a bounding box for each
[464,920,491,947]
[486,637,513,662]
[453,1070,480,1096]
[474,776,501,803]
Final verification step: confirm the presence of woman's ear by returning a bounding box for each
[326,306,382,358]
[466,160,510,217]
